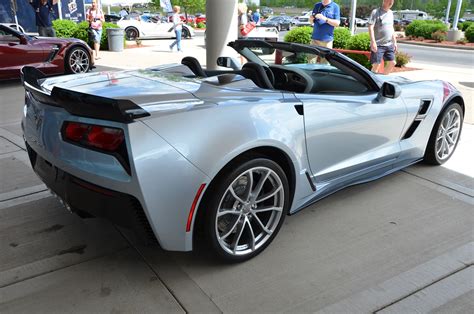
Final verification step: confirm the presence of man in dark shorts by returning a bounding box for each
[368,0,397,74]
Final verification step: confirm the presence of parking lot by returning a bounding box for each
[0,64,473,311]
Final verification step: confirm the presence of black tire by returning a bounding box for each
[424,102,463,165]
[277,25,281,32]
[65,46,91,74]
[181,27,190,39]
[125,27,139,40]
[199,157,290,262]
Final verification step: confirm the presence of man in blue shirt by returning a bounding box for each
[29,0,56,37]
[310,0,340,49]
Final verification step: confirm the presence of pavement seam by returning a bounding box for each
[114,226,190,314]
[0,247,131,289]
[401,169,474,199]
[372,264,473,313]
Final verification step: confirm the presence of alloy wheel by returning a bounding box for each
[215,166,284,256]
[69,49,90,73]
[435,107,461,161]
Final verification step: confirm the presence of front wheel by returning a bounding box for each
[200,158,289,262]
[65,46,91,74]
[424,102,463,165]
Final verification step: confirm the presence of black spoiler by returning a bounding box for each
[21,67,150,123]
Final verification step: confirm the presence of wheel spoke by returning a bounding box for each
[252,206,282,213]
[245,169,253,202]
[251,212,272,235]
[251,170,270,202]
[220,213,242,241]
[256,185,282,203]
[217,209,241,217]
[229,185,246,204]
[246,217,256,251]
[231,217,246,253]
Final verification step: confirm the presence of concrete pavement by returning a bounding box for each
[0,39,473,313]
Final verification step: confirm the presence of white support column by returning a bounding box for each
[452,0,463,30]
[349,0,357,35]
[206,0,238,70]
[445,0,452,25]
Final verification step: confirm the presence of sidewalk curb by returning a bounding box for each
[398,40,474,50]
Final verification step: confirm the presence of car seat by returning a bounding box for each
[240,62,274,89]
[181,56,207,77]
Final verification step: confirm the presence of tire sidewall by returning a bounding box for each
[202,158,290,262]
[425,102,463,165]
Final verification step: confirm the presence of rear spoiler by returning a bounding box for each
[21,67,150,123]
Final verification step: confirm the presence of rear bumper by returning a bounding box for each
[26,142,156,243]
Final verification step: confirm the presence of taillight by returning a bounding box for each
[63,121,124,151]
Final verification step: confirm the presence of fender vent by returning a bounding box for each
[402,120,421,140]
[418,99,432,115]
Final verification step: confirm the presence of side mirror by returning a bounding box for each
[19,36,28,45]
[216,56,241,70]
[381,82,401,99]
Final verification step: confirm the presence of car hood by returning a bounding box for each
[375,74,414,85]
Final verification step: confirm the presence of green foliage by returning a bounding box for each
[283,26,312,44]
[465,24,474,43]
[426,0,469,19]
[405,20,447,39]
[431,30,447,42]
[52,19,77,38]
[155,0,206,14]
[395,51,411,67]
[333,27,351,49]
[346,32,371,51]
[461,21,473,32]
[347,53,371,69]
[73,21,90,43]
[197,22,206,29]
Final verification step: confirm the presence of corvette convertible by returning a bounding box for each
[0,25,93,80]
[21,40,464,262]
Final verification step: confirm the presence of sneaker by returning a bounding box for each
[169,45,173,51]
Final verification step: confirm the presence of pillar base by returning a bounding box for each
[447,30,463,42]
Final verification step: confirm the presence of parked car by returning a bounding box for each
[118,15,194,40]
[195,14,206,24]
[295,11,312,27]
[240,25,279,42]
[21,39,464,262]
[260,15,292,31]
[105,14,121,23]
[355,18,368,27]
[0,25,93,80]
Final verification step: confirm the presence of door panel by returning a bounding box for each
[0,34,46,78]
[299,92,407,183]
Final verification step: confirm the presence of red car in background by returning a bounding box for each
[195,14,206,24]
[0,25,93,80]
[167,14,195,24]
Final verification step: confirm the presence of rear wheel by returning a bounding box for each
[125,27,139,40]
[200,158,289,262]
[181,27,190,39]
[65,46,90,74]
[424,102,463,165]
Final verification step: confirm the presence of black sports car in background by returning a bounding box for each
[260,16,292,31]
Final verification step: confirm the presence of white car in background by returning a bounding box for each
[355,18,369,27]
[117,16,194,40]
[243,26,279,42]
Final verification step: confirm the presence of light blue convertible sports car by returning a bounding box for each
[22,40,464,262]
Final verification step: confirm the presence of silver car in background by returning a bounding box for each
[21,40,464,262]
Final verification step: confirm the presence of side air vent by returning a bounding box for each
[46,46,60,63]
[417,99,432,119]
[402,120,421,140]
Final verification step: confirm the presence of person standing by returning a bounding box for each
[368,0,398,74]
[310,0,340,49]
[119,7,128,18]
[253,9,261,25]
[169,6,183,52]
[87,0,104,60]
[29,0,56,37]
